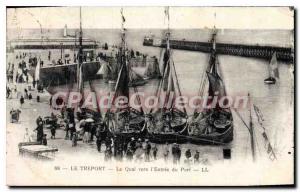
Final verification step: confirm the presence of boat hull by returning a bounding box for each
[264,80,276,84]
[29,61,101,90]
[264,77,276,84]
[188,124,233,145]
[147,123,188,144]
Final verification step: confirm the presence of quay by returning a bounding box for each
[143,37,293,62]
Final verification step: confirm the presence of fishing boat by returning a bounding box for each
[32,60,101,89]
[105,9,146,140]
[28,22,101,94]
[143,55,161,79]
[98,50,147,86]
[264,52,279,84]
[128,66,147,86]
[188,29,233,145]
[146,8,188,144]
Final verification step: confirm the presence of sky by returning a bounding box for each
[6,7,294,30]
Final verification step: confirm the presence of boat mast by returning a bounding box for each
[77,7,84,94]
[248,93,256,162]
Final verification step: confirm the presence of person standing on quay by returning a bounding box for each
[23,128,32,142]
[36,116,43,126]
[184,149,192,164]
[34,121,44,143]
[20,95,24,108]
[42,134,47,145]
[95,127,102,152]
[152,144,158,160]
[145,139,151,162]
[72,132,78,147]
[172,143,181,164]
[163,142,169,163]
[194,150,200,164]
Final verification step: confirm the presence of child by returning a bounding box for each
[152,144,158,160]
[72,132,78,147]
[42,134,47,146]
[50,126,56,139]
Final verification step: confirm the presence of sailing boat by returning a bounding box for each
[143,54,162,79]
[128,65,147,86]
[188,29,233,145]
[146,8,188,143]
[98,60,113,83]
[100,50,147,86]
[264,52,279,84]
[233,97,277,161]
[105,9,146,139]
[74,8,102,124]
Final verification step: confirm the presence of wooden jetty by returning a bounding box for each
[143,37,293,62]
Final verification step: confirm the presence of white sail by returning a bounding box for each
[269,52,279,79]
[158,49,166,75]
[35,59,41,81]
[98,62,111,75]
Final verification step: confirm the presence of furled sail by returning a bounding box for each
[206,70,227,107]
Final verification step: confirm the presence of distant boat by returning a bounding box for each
[264,52,279,84]
[29,61,101,93]
[143,55,162,79]
[128,67,147,86]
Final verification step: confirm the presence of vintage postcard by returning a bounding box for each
[6,6,294,186]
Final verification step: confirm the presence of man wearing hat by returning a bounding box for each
[152,144,158,160]
[128,137,136,152]
[172,143,181,164]
[34,120,44,143]
[163,142,169,163]
[136,138,142,149]
[95,126,102,152]
[104,146,112,162]
[194,150,200,164]
[145,139,151,162]
[42,134,47,146]
[185,149,192,164]
[126,146,134,161]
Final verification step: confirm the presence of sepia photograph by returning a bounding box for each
[5,6,294,186]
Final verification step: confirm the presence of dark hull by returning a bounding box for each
[264,77,276,84]
[147,123,188,144]
[29,61,101,88]
[188,124,234,145]
[104,122,233,145]
[108,120,147,143]
[128,80,147,87]
[107,109,147,142]
[113,126,148,143]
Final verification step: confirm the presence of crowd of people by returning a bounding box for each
[40,108,203,164]
[25,104,204,165]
